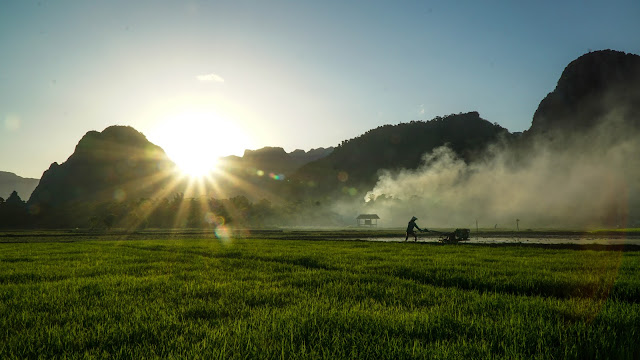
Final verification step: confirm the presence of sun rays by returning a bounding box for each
[93,102,291,234]
[109,154,288,236]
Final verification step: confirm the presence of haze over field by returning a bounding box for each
[364,122,640,228]
[362,51,640,229]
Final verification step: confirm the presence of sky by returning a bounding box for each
[1,0,639,179]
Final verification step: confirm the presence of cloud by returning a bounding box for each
[196,73,225,83]
[418,104,425,115]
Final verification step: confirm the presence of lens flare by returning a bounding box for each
[214,225,232,243]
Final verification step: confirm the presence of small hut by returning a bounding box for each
[356,214,380,227]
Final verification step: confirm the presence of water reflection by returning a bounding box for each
[362,236,640,245]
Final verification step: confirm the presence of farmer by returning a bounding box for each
[405,216,424,242]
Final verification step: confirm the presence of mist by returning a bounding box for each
[358,114,640,230]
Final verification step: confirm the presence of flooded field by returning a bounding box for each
[2,229,640,247]
[364,234,640,245]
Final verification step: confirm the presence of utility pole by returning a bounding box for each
[516,218,520,231]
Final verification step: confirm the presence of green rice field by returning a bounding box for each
[1,231,639,359]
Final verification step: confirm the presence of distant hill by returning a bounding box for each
[288,111,511,199]
[530,49,640,136]
[219,146,333,176]
[288,147,335,165]
[8,49,640,228]
[28,126,178,209]
[26,125,335,211]
[25,50,640,211]
[0,171,39,200]
[214,146,333,201]
[0,171,40,200]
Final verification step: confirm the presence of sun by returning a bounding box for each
[147,110,252,178]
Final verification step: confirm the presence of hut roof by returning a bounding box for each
[356,214,380,219]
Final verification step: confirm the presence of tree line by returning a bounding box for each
[0,190,347,230]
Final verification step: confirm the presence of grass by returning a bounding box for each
[1,233,639,359]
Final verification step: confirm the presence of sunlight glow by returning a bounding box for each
[148,110,252,178]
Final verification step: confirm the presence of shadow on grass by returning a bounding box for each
[0,257,34,263]
[391,265,639,304]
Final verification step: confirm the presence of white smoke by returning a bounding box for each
[362,116,640,230]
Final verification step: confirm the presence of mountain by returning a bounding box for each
[24,50,640,209]
[25,123,334,213]
[213,146,334,201]
[288,147,335,165]
[0,171,39,200]
[219,146,333,176]
[530,49,640,135]
[8,49,640,228]
[28,126,178,209]
[288,112,511,199]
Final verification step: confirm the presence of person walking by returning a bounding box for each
[405,216,424,242]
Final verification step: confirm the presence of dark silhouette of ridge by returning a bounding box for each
[28,126,177,209]
[530,49,640,135]
[212,146,334,202]
[288,112,511,199]
[288,147,335,164]
[218,146,333,176]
